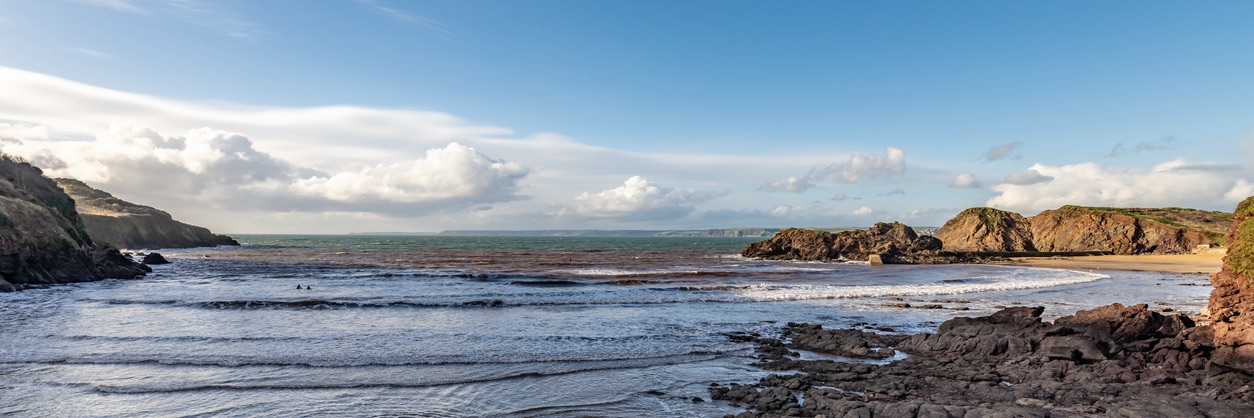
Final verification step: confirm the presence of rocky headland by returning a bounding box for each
[56,178,238,249]
[0,156,148,292]
[744,205,1231,264]
[741,222,992,264]
[712,198,1254,417]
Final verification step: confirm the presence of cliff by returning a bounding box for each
[0,156,148,291]
[933,207,1035,252]
[1028,206,1221,254]
[55,178,238,249]
[742,222,954,264]
[1208,196,1254,374]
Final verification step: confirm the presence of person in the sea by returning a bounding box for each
[296,284,303,290]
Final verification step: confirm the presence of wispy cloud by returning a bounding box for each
[78,0,260,38]
[1106,136,1180,157]
[979,141,1022,162]
[64,47,112,58]
[77,0,149,14]
[355,0,452,36]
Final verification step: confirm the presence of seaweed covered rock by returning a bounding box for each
[1209,196,1254,376]
[934,207,1035,252]
[0,156,147,291]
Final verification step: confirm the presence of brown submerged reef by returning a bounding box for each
[716,198,1254,417]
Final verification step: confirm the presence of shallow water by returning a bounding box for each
[0,235,1213,417]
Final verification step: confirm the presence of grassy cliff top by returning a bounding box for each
[1054,205,1234,244]
[55,178,171,219]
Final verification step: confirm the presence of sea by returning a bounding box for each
[0,235,1215,417]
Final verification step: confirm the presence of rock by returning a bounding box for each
[1028,205,1218,255]
[743,222,969,264]
[1209,196,1254,374]
[867,254,884,265]
[934,207,1035,252]
[141,252,171,265]
[0,157,147,291]
[56,178,239,249]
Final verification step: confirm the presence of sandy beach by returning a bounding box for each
[1007,252,1225,274]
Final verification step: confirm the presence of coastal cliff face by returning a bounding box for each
[1209,196,1254,373]
[56,178,238,249]
[1029,206,1212,254]
[933,207,1035,252]
[0,157,147,291]
[742,222,945,264]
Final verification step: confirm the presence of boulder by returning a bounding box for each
[934,207,1035,252]
[1209,196,1254,373]
[141,252,171,265]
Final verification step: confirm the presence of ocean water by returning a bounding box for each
[0,235,1214,417]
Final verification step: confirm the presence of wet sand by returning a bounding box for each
[1007,252,1224,274]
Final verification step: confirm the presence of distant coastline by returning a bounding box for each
[347,227,941,238]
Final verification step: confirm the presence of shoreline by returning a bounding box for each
[1000,252,1224,275]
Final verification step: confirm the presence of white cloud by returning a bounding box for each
[986,160,1253,213]
[6,123,528,215]
[77,0,259,38]
[1225,179,1254,202]
[813,146,905,183]
[292,143,527,204]
[570,176,722,220]
[0,122,49,143]
[981,141,1022,162]
[761,176,813,193]
[851,206,874,216]
[1003,168,1053,185]
[950,173,980,188]
[831,193,858,201]
[64,47,112,58]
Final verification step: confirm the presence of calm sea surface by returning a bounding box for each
[0,235,1213,417]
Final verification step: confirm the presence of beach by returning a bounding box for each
[1007,252,1224,275]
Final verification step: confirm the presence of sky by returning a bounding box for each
[0,0,1252,234]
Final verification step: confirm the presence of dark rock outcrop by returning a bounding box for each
[713,304,1251,417]
[1028,205,1215,255]
[934,207,1035,252]
[0,156,148,291]
[742,222,957,264]
[1209,196,1254,376]
[56,178,238,249]
[141,252,171,265]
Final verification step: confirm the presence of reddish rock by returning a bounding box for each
[1209,196,1254,375]
[934,207,1035,252]
[1028,206,1211,254]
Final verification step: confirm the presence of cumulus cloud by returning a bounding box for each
[986,160,1253,213]
[812,147,906,183]
[1107,136,1180,158]
[6,123,529,214]
[761,176,814,193]
[950,173,980,188]
[292,143,527,204]
[981,141,1022,162]
[0,122,50,143]
[1003,168,1053,185]
[570,176,723,220]
[851,206,874,216]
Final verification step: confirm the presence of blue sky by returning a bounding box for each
[1,0,1252,233]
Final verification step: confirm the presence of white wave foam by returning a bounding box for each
[728,268,1106,301]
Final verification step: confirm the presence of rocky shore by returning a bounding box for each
[712,304,1253,417]
[715,197,1254,417]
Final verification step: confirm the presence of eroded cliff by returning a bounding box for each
[933,207,1035,252]
[56,178,238,249]
[0,156,147,291]
[1209,196,1254,374]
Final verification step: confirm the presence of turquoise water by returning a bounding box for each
[232,234,761,251]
